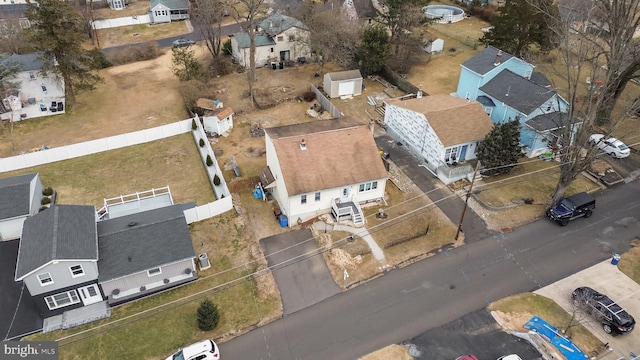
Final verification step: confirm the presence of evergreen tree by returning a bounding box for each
[172,47,205,81]
[358,24,390,76]
[476,119,521,176]
[25,0,103,108]
[197,299,220,331]
[479,0,558,57]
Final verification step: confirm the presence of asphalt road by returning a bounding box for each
[220,182,640,359]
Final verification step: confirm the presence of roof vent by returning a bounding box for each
[494,50,502,66]
[300,139,307,150]
[128,221,137,227]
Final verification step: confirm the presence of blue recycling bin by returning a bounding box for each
[611,253,621,265]
[279,214,288,228]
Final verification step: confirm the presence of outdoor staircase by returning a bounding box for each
[352,211,364,227]
[375,103,386,118]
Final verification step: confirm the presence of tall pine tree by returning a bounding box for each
[476,119,521,176]
[25,0,102,108]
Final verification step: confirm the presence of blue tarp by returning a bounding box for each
[524,316,588,360]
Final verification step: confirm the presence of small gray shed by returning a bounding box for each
[323,70,363,98]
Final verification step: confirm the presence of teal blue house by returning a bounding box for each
[456,46,579,158]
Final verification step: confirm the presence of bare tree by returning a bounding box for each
[0,54,20,150]
[193,0,226,67]
[299,5,362,70]
[226,0,269,105]
[533,0,640,203]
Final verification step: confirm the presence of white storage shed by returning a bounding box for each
[323,70,363,98]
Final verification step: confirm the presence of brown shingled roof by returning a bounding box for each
[385,95,494,147]
[265,117,387,196]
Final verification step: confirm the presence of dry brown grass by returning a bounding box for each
[96,21,191,48]
[359,344,413,360]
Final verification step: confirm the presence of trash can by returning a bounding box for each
[611,253,621,265]
[279,214,288,228]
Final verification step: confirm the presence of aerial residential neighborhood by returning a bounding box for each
[1,0,639,359]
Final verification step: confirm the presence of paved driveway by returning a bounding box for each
[535,259,640,359]
[406,309,542,360]
[260,229,341,315]
[0,240,42,340]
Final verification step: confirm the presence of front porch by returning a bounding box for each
[424,159,476,185]
[331,198,365,227]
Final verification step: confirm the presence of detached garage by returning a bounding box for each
[323,70,363,98]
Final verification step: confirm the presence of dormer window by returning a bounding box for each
[70,264,85,278]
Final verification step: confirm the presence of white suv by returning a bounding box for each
[166,339,220,360]
[590,134,630,158]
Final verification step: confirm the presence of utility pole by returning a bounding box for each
[455,161,480,241]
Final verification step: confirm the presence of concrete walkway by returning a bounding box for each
[330,224,386,262]
[534,259,640,359]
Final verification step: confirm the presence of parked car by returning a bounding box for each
[546,192,596,226]
[589,134,630,158]
[39,103,47,112]
[49,101,57,112]
[57,101,64,112]
[456,355,479,360]
[497,355,522,360]
[571,286,636,335]
[172,38,196,48]
[165,339,220,360]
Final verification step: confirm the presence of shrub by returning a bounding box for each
[301,91,315,102]
[192,119,197,130]
[39,206,48,212]
[199,138,205,147]
[197,299,220,331]
[223,39,232,56]
[41,197,51,205]
[42,187,54,196]
[213,174,221,186]
[206,155,213,166]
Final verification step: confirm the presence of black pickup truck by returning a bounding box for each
[546,192,596,226]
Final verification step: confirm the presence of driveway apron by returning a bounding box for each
[375,134,495,243]
[260,229,341,315]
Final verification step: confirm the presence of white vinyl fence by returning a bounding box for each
[0,120,192,173]
[0,118,234,222]
[92,15,151,30]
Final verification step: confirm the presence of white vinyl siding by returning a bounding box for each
[70,264,85,278]
[37,272,53,286]
[45,290,80,310]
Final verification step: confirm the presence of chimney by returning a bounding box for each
[299,139,307,150]
[494,50,502,66]
[417,84,423,98]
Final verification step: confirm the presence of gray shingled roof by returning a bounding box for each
[0,4,28,18]
[326,70,362,81]
[15,205,98,280]
[97,205,195,282]
[258,14,307,37]
[233,33,276,49]
[150,0,188,10]
[461,46,515,76]
[525,112,580,132]
[1,53,45,72]
[530,71,552,88]
[479,70,557,114]
[0,173,36,220]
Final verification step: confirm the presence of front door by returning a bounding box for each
[78,284,103,306]
[459,145,468,161]
[341,187,350,202]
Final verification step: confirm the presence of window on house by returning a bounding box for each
[277,36,284,41]
[289,35,295,41]
[37,272,53,286]
[44,290,80,310]
[358,181,378,192]
[315,192,321,202]
[147,267,162,276]
[301,194,307,204]
[70,265,85,278]
[546,105,552,112]
[270,47,274,53]
[525,70,532,79]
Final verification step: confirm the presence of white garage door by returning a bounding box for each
[338,81,354,96]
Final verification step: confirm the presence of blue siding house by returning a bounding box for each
[456,46,579,157]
